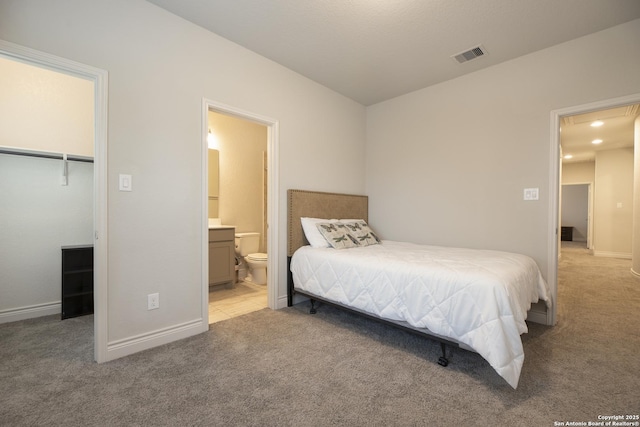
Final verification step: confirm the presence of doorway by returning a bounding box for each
[201,99,279,325]
[550,93,640,326]
[561,183,591,250]
[207,111,268,323]
[0,40,109,362]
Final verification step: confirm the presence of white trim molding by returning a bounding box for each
[106,319,204,360]
[526,309,548,326]
[0,302,61,324]
[592,251,632,260]
[548,110,561,326]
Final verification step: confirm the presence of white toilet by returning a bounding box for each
[234,232,268,285]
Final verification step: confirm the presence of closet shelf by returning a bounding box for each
[0,146,94,163]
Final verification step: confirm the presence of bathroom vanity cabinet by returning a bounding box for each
[209,227,235,286]
[61,245,94,320]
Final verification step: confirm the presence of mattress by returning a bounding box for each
[290,240,551,388]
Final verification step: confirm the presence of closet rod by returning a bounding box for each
[0,147,94,163]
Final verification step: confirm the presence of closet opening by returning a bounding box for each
[0,40,108,362]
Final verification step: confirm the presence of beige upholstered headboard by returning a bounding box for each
[287,189,368,257]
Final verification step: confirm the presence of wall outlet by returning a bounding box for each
[147,293,159,310]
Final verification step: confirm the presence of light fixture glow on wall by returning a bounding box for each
[207,129,219,150]
[592,139,603,145]
[590,120,604,127]
[564,154,573,159]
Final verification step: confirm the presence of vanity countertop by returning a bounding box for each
[208,218,234,230]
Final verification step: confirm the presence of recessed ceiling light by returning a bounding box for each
[590,120,604,127]
[564,154,573,159]
[592,139,603,144]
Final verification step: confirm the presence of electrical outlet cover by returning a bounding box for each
[147,293,159,310]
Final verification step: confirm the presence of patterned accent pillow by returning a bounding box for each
[316,222,360,249]
[342,220,381,246]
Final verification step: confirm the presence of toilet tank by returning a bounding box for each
[235,232,260,256]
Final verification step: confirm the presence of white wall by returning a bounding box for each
[562,161,595,184]
[366,19,640,284]
[0,56,94,156]
[0,155,93,320]
[0,0,366,353]
[594,148,634,257]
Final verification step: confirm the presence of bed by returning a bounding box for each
[287,189,551,389]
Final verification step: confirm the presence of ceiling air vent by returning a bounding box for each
[452,45,487,64]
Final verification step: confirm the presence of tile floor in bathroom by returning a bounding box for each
[208,280,268,324]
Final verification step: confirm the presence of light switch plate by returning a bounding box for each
[523,188,539,201]
[119,174,132,192]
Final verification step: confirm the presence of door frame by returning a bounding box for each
[0,39,109,362]
[549,92,640,326]
[201,99,280,318]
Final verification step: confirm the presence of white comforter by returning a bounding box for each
[290,241,551,388]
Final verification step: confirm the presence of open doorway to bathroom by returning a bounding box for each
[206,109,269,324]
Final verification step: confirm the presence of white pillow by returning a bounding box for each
[301,217,338,248]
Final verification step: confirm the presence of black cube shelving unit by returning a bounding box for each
[61,245,94,320]
[560,226,574,242]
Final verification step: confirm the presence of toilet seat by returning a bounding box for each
[247,252,267,262]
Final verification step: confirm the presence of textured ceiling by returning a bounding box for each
[146,0,640,106]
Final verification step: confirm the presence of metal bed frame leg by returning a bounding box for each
[438,342,449,367]
[309,299,317,314]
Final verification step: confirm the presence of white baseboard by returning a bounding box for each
[593,250,632,260]
[0,302,61,324]
[276,294,289,309]
[526,309,549,325]
[104,318,207,362]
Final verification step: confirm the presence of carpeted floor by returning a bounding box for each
[1,242,638,426]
